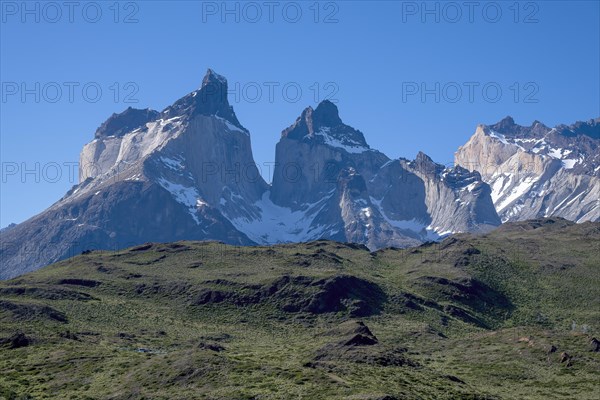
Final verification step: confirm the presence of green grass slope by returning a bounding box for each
[0,218,598,399]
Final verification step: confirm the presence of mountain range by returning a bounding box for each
[456,116,599,222]
[0,69,598,279]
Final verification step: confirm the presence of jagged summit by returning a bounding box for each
[201,68,228,88]
[456,115,600,223]
[415,151,435,164]
[412,151,443,175]
[94,107,160,139]
[488,116,550,137]
[282,100,351,136]
[281,100,370,153]
[486,116,599,140]
[281,106,314,139]
[161,68,244,129]
[492,115,516,131]
[313,100,343,128]
[555,118,600,139]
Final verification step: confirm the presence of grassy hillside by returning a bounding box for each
[1,218,599,399]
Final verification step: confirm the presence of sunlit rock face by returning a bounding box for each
[455,117,599,223]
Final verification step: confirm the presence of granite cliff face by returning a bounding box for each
[1,70,501,279]
[259,101,500,249]
[455,117,599,223]
[1,70,265,279]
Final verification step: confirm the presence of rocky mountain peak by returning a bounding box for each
[161,68,244,129]
[529,120,550,135]
[285,101,342,137]
[94,107,160,139]
[555,118,600,139]
[201,68,228,89]
[281,101,370,153]
[456,116,599,223]
[313,100,343,128]
[489,116,550,138]
[280,106,313,140]
[494,115,516,130]
[415,151,434,163]
[413,151,441,175]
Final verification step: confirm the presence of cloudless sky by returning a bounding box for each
[1,0,599,227]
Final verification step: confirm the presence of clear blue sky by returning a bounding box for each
[1,0,599,227]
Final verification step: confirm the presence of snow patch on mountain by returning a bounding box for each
[227,191,334,244]
[562,159,578,169]
[160,156,185,171]
[369,196,444,241]
[495,175,540,213]
[489,131,509,145]
[314,127,370,154]
[157,178,201,224]
[216,116,248,135]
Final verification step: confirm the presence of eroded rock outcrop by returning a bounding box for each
[455,117,599,222]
